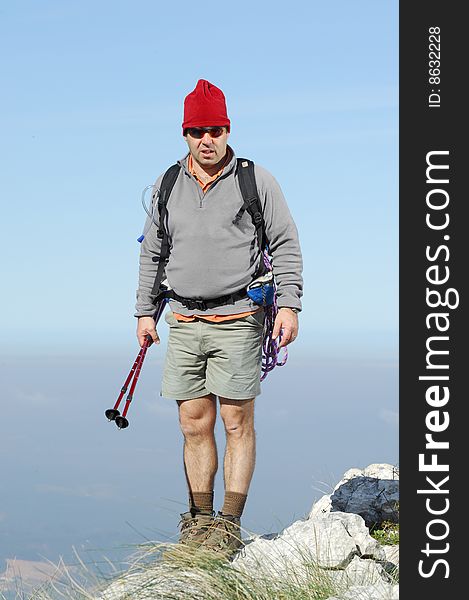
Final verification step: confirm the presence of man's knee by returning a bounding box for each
[178,396,216,440]
[220,398,255,439]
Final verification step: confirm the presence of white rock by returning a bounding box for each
[309,492,333,518]
[382,545,399,567]
[338,581,399,599]
[363,464,399,480]
[97,566,211,600]
[342,467,367,481]
[234,511,383,581]
[331,512,384,559]
[328,555,392,590]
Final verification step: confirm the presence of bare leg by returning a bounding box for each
[178,394,218,494]
[219,397,256,495]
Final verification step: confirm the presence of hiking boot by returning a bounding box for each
[201,512,244,559]
[178,511,215,547]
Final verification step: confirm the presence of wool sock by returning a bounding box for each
[189,491,214,515]
[221,491,248,518]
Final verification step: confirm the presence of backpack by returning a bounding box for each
[149,158,268,308]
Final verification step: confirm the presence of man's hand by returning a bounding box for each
[272,307,299,348]
[137,316,160,347]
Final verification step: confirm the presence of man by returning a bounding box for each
[135,79,303,558]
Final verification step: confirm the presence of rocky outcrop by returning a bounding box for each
[233,462,399,599]
[236,512,386,573]
[98,463,399,600]
[309,463,399,529]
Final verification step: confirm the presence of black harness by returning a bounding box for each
[150,158,268,309]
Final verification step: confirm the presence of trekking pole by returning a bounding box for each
[104,297,167,430]
[114,335,152,429]
[105,335,152,429]
[105,343,147,422]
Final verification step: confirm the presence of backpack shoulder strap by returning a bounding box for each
[233,158,267,252]
[150,163,181,299]
[156,163,181,238]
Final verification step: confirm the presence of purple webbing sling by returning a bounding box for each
[260,252,288,381]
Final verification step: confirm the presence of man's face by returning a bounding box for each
[184,127,229,168]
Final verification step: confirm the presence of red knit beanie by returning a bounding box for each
[182,79,231,133]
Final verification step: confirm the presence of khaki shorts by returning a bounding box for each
[161,310,264,400]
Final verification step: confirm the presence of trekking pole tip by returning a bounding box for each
[115,416,129,429]
[105,408,120,421]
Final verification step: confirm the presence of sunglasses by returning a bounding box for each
[185,127,225,139]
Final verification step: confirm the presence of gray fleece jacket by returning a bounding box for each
[135,147,303,317]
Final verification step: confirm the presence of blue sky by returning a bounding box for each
[0,0,398,577]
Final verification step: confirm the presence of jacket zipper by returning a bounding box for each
[187,173,204,207]
[185,163,231,208]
